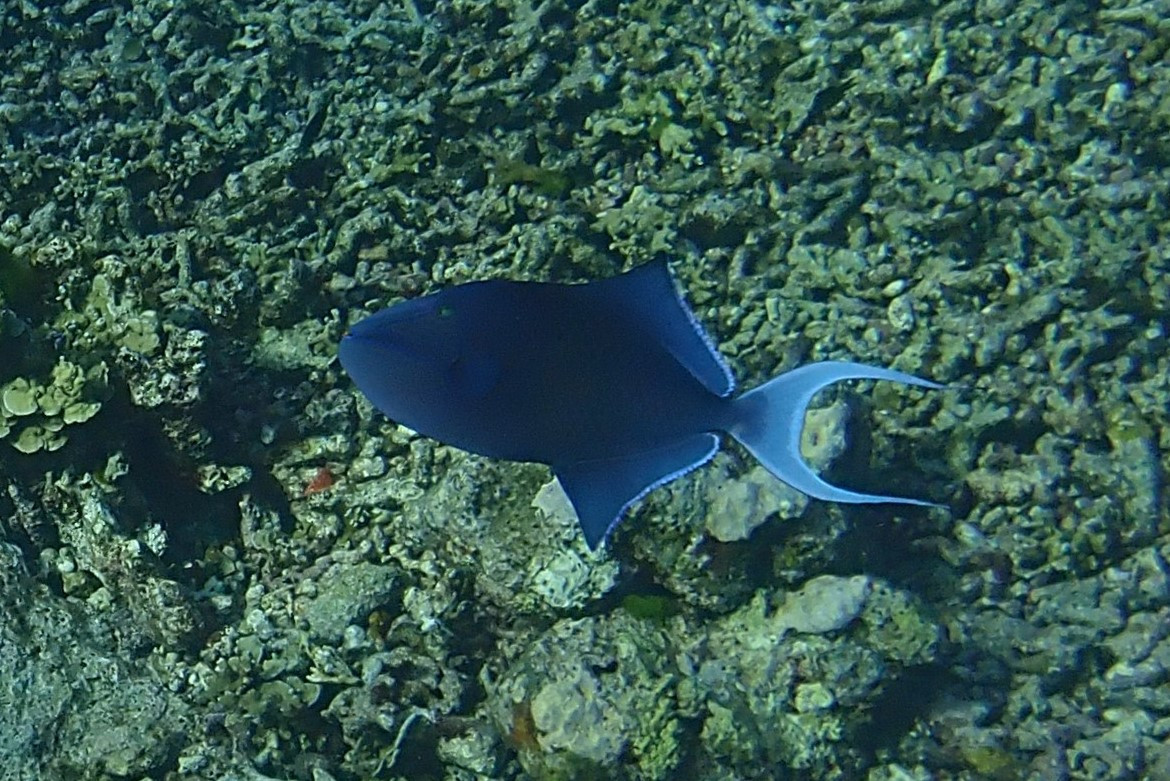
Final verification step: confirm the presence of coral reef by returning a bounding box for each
[0,0,1166,778]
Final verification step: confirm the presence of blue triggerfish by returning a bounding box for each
[340,261,942,549]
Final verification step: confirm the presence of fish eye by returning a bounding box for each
[438,304,454,318]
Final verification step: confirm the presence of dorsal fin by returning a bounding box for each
[593,260,735,397]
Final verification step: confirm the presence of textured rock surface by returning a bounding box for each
[0,0,1165,778]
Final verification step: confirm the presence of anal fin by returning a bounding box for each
[555,433,720,549]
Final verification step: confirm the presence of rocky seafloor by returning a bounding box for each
[0,0,1166,779]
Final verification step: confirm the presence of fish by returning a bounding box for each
[339,260,943,549]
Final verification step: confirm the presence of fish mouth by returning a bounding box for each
[340,329,431,367]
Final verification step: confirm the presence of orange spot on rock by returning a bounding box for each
[303,466,335,496]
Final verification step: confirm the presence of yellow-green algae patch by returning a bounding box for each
[0,359,106,453]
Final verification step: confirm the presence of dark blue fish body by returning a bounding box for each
[340,261,941,548]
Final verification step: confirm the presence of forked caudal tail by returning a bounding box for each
[728,361,945,507]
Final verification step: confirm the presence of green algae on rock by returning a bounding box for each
[0,359,106,453]
[489,612,688,781]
